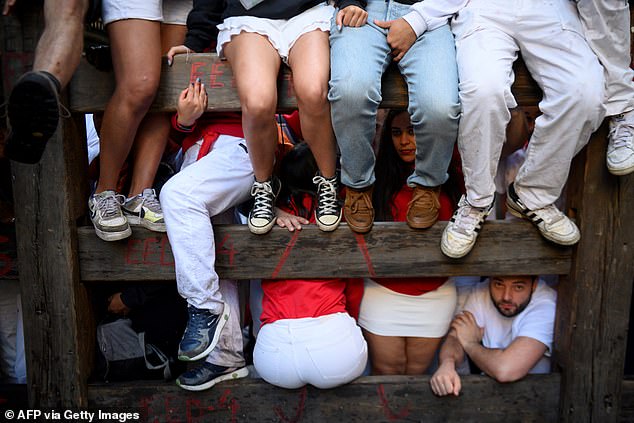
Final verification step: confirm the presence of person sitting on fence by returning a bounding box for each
[575,1,634,176]
[358,110,459,375]
[167,0,345,236]
[3,0,92,164]
[430,275,556,396]
[328,0,460,234]
[252,142,368,389]
[386,0,605,258]
[87,0,196,242]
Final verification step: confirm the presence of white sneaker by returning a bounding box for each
[506,183,580,246]
[248,178,281,235]
[441,195,492,258]
[607,112,634,176]
[313,173,342,232]
[122,188,166,232]
[88,190,131,241]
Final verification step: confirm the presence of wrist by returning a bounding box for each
[172,113,196,132]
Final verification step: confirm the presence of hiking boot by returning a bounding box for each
[344,186,374,234]
[407,185,441,229]
[122,188,166,232]
[506,182,580,246]
[607,112,634,176]
[88,190,132,242]
[248,177,281,235]
[441,195,492,258]
[313,173,342,232]
[176,362,248,392]
[178,303,229,362]
[6,71,62,164]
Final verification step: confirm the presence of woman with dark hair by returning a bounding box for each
[252,142,368,389]
[360,110,458,375]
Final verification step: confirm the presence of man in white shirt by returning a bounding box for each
[430,276,556,396]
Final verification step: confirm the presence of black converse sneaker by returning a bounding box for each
[248,177,281,235]
[312,173,342,232]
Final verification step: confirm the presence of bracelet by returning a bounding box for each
[172,113,196,132]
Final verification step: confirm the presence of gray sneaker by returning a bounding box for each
[88,190,131,242]
[176,362,248,392]
[607,112,634,176]
[440,195,493,258]
[506,182,580,246]
[122,188,166,232]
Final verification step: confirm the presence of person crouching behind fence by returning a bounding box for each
[252,143,368,389]
[430,275,556,397]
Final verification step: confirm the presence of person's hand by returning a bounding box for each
[374,18,417,62]
[335,5,368,31]
[451,311,484,349]
[107,292,131,316]
[166,45,191,67]
[430,361,462,396]
[3,0,16,16]
[177,78,208,127]
[275,208,309,232]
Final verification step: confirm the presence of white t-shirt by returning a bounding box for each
[463,279,556,374]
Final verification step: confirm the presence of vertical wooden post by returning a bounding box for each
[2,9,92,408]
[556,127,634,422]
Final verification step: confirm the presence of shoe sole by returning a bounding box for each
[176,367,249,392]
[178,302,230,362]
[248,217,277,235]
[94,226,132,242]
[346,221,373,234]
[506,200,580,246]
[7,72,60,164]
[126,215,167,232]
[607,163,634,176]
[407,215,438,230]
[315,210,342,232]
[440,231,475,259]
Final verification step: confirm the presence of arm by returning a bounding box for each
[167,0,224,63]
[453,311,547,383]
[430,329,465,396]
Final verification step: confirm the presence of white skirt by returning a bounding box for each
[358,279,456,338]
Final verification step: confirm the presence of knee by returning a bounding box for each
[51,0,88,22]
[459,76,507,111]
[328,76,381,111]
[559,78,604,120]
[240,94,276,124]
[116,73,160,113]
[409,95,460,128]
[295,82,329,116]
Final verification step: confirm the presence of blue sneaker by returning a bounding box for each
[178,303,229,362]
[176,363,248,392]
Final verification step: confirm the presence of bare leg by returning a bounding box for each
[404,337,442,375]
[287,30,336,179]
[127,23,188,197]
[95,19,161,194]
[223,33,281,182]
[362,330,407,375]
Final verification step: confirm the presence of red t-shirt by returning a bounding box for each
[260,195,363,326]
[372,185,453,296]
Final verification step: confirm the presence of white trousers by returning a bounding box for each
[254,313,368,389]
[453,0,606,209]
[160,135,253,366]
[576,0,634,116]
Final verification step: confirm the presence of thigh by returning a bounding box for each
[102,0,162,25]
[362,330,406,375]
[404,337,442,374]
[288,30,330,95]
[160,23,187,54]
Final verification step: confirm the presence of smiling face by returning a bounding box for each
[489,276,537,317]
[390,111,416,164]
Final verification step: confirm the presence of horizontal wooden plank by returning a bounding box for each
[78,220,572,282]
[69,54,542,113]
[87,374,560,422]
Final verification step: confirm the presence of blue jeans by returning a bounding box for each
[328,0,460,189]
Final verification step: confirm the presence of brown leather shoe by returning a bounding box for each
[344,186,374,233]
[406,185,440,229]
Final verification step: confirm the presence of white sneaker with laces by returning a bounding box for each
[441,195,492,258]
[248,178,280,235]
[506,183,580,246]
[607,111,634,176]
[88,190,132,242]
[313,174,342,232]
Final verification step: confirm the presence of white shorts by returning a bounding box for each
[216,3,334,63]
[102,0,192,26]
[358,279,457,338]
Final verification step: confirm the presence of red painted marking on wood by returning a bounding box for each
[160,235,175,266]
[142,237,160,265]
[125,238,143,265]
[274,386,307,423]
[271,231,300,278]
[190,61,207,84]
[377,384,410,421]
[209,62,225,89]
[354,233,376,277]
[217,234,236,266]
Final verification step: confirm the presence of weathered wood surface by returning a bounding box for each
[88,374,560,422]
[77,220,572,282]
[3,10,94,408]
[69,54,541,113]
[556,126,634,423]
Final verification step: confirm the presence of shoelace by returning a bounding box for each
[533,205,565,226]
[410,188,437,209]
[349,190,371,213]
[610,121,634,150]
[139,190,162,213]
[313,176,338,215]
[250,181,275,218]
[452,199,488,234]
[185,308,211,335]
[95,193,125,218]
